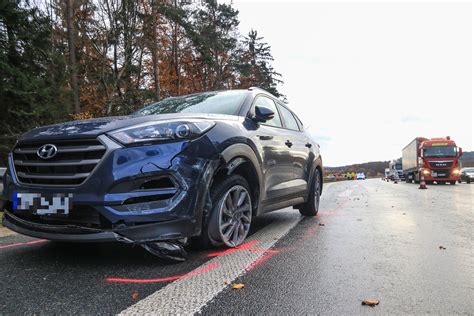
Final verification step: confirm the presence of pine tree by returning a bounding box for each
[238,29,283,97]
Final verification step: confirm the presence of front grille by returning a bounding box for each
[432,169,450,178]
[12,139,106,186]
[429,161,453,169]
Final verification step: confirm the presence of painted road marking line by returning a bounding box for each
[338,188,354,197]
[0,227,17,238]
[119,210,302,315]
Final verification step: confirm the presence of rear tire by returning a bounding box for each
[194,174,252,249]
[298,169,321,216]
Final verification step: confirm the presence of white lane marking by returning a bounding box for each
[338,188,354,197]
[119,209,302,315]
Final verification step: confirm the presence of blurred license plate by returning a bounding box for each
[14,192,73,215]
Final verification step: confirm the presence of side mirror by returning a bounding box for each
[459,147,463,157]
[253,106,274,123]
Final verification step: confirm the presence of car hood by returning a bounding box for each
[18,113,238,143]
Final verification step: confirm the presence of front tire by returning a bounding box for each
[299,170,321,216]
[195,175,252,249]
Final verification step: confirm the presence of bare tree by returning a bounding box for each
[65,0,80,114]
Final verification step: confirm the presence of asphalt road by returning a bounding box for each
[0,179,472,314]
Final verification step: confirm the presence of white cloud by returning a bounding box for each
[233,1,472,166]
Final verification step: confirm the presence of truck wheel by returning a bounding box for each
[468,179,471,184]
[438,181,446,185]
[298,170,321,216]
[194,174,252,249]
[450,181,456,185]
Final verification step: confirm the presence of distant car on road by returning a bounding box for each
[459,168,474,183]
[356,172,366,180]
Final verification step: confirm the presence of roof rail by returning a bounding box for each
[249,86,275,92]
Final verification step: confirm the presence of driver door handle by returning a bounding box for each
[258,135,273,140]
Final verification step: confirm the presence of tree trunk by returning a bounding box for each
[66,0,80,114]
[150,0,161,100]
[172,0,180,95]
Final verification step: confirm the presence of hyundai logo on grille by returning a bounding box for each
[37,144,58,159]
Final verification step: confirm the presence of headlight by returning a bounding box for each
[422,169,430,175]
[452,169,460,175]
[108,120,215,145]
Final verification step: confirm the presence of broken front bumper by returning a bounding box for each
[3,210,198,243]
[1,135,220,244]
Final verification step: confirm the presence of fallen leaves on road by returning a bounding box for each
[231,283,245,289]
[439,246,446,250]
[362,298,380,306]
[131,293,139,300]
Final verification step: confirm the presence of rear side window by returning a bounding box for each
[253,96,282,128]
[294,114,304,130]
[278,105,300,131]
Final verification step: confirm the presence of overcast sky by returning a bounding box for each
[231,1,473,166]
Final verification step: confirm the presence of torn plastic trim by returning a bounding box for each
[141,240,188,262]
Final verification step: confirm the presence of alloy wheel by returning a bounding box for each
[217,185,252,247]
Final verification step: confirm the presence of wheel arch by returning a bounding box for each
[215,143,264,216]
[310,155,324,196]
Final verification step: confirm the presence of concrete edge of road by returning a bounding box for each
[119,211,303,315]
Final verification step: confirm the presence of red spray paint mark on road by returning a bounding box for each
[105,262,220,284]
[0,239,47,250]
[206,240,259,257]
[245,250,279,272]
[206,239,282,272]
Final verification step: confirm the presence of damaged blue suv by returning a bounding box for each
[1,88,323,260]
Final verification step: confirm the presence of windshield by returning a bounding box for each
[424,146,457,158]
[395,163,402,170]
[463,168,474,173]
[135,90,247,116]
